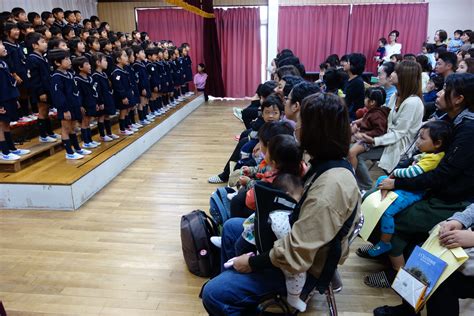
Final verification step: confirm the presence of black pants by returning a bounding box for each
[218,135,249,181]
[242,103,260,129]
[230,189,254,219]
[426,271,474,316]
[197,88,208,102]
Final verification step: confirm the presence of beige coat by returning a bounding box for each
[269,167,360,278]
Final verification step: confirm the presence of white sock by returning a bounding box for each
[287,293,306,312]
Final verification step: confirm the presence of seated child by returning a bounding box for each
[348,87,390,170]
[369,120,452,257]
[423,74,444,103]
[447,30,464,53]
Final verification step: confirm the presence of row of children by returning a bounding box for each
[1,7,196,161]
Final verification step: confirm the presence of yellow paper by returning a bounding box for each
[421,225,468,301]
[359,190,399,241]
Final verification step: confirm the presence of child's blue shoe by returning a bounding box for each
[368,241,392,257]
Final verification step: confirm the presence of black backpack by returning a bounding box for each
[180,210,220,277]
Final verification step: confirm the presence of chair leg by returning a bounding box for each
[326,284,338,316]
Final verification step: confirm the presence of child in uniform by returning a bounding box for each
[132,45,152,125]
[49,49,90,159]
[0,40,31,160]
[25,32,59,142]
[91,52,119,142]
[73,56,101,149]
[124,47,141,131]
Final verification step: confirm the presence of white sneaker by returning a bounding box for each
[101,135,113,142]
[120,130,133,136]
[10,149,30,156]
[91,140,101,146]
[66,152,84,160]
[1,153,21,161]
[109,134,120,139]
[129,127,139,132]
[132,123,143,129]
[76,149,92,155]
[82,142,98,149]
[140,119,151,125]
[147,115,156,121]
[210,236,222,248]
[49,133,61,140]
[39,136,58,143]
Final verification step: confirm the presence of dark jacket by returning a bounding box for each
[26,52,51,105]
[395,109,474,203]
[344,75,365,121]
[358,106,391,137]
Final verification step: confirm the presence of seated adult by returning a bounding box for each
[433,29,448,50]
[356,61,424,191]
[284,81,320,125]
[377,61,397,105]
[373,203,474,316]
[201,92,360,315]
[343,53,366,121]
[363,73,474,288]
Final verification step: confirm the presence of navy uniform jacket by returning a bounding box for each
[183,55,193,83]
[133,61,151,98]
[125,65,139,106]
[26,52,51,105]
[53,20,66,29]
[50,70,82,120]
[75,74,99,116]
[3,40,27,83]
[105,53,114,77]
[111,66,134,109]
[91,71,116,115]
[146,60,159,91]
[0,59,20,122]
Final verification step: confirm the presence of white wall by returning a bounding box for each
[0,0,97,20]
[427,0,474,41]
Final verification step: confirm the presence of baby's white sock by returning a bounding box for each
[287,293,306,312]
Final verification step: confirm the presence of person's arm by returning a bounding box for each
[374,98,423,147]
[448,203,474,229]
[364,111,387,138]
[395,124,474,191]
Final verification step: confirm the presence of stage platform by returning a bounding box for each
[0,94,204,211]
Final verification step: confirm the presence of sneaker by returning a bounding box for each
[132,123,143,129]
[233,107,243,122]
[39,136,58,143]
[109,134,120,139]
[75,149,92,155]
[1,153,21,161]
[140,119,151,125]
[91,140,101,146]
[18,116,33,123]
[120,130,133,136]
[48,133,61,139]
[210,236,222,248]
[82,142,98,149]
[129,127,139,132]
[10,149,30,156]
[208,175,225,184]
[66,152,84,160]
[101,135,113,142]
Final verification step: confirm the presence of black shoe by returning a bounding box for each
[373,304,419,316]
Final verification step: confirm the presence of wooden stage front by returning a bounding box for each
[0,95,205,211]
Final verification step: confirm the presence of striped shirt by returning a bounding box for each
[393,152,445,178]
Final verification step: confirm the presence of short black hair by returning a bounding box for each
[49,26,62,37]
[27,12,40,24]
[82,18,91,25]
[416,55,432,73]
[64,10,74,19]
[272,173,303,198]
[390,54,403,62]
[34,25,49,36]
[300,93,350,159]
[90,52,106,68]
[423,42,436,54]
[454,29,463,36]
[48,49,69,69]
[25,32,43,51]
[289,81,320,105]
[438,51,458,70]
[420,120,452,152]
[52,8,64,15]
[73,10,81,15]
[41,11,52,21]
[99,38,111,50]
[436,29,448,42]
[281,75,304,97]
[62,26,75,38]
[72,56,89,73]
[112,49,125,64]
[379,61,396,77]
[257,81,278,98]
[144,46,158,57]
[257,121,294,146]
[444,73,474,111]
[17,22,33,31]
[323,68,343,92]
[261,94,283,113]
[325,54,340,68]
[276,65,300,79]
[429,74,444,91]
[268,134,302,176]
[365,87,386,107]
[389,30,400,38]
[348,53,366,75]
[379,37,387,46]
[132,44,144,56]
[11,7,25,17]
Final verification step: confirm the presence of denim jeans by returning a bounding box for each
[202,218,287,315]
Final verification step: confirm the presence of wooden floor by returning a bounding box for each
[0,99,467,315]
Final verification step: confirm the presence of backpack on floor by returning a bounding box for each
[209,186,235,226]
[180,210,220,278]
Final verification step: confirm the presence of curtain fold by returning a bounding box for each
[278,5,351,72]
[215,8,261,98]
[136,8,204,84]
[347,3,429,73]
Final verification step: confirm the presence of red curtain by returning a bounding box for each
[215,8,261,98]
[278,5,351,72]
[347,3,429,73]
[136,8,204,80]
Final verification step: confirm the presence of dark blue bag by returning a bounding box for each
[209,186,236,226]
